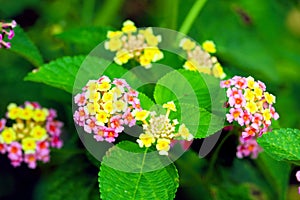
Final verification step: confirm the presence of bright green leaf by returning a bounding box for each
[99,141,179,200]
[257,128,300,163]
[138,92,155,110]
[9,26,43,67]
[25,55,128,94]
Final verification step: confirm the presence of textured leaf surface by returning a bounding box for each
[9,26,43,67]
[99,141,179,200]
[154,70,225,138]
[154,69,211,110]
[257,128,300,163]
[25,55,128,94]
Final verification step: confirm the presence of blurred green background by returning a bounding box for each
[0,0,300,199]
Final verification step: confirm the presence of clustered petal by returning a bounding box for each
[0,20,17,49]
[220,76,279,158]
[136,101,193,156]
[104,20,163,68]
[180,38,226,79]
[73,76,142,143]
[0,102,63,168]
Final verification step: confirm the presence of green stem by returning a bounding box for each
[93,0,125,26]
[81,0,95,25]
[160,0,179,30]
[178,0,208,34]
[205,132,232,181]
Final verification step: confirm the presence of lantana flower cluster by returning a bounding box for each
[136,101,193,156]
[180,38,226,79]
[0,102,63,168]
[73,76,143,143]
[0,20,17,48]
[104,20,163,68]
[220,76,279,158]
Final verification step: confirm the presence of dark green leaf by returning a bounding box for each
[9,26,43,67]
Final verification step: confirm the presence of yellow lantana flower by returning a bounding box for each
[163,101,177,112]
[96,111,109,125]
[7,103,21,119]
[2,128,16,144]
[183,60,198,71]
[202,40,216,53]
[178,124,193,141]
[137,133,155,148]
[180,38,196,51]
[114,50,133,65]
[22,138,36,153]
[20,107,33,120]
[30,126,47,140]
[121,20,137,33]
[245,102,258,114]
[156,138,171,155]
[33,109,48,122]
[264,92,276,104]
[99,81,111,92]
[134,110,150,121]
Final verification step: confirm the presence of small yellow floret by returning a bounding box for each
[180,38,196,51]
[2,128,16,144]
[137,133,155,148]
[122,20,137,33]
[134,110,150,121]
[163,101,177,111]
[202,40,216,53]
[156,138,171,155]
[22,138,36,152]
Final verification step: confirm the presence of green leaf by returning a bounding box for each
[24,55,128,94]
[99,141,179,200]
[219,158,274,199]
[9,26,43,67]
[33,155,99,200]
[154,70,225,138]
[257,128,300,163]
[138,92,155,110]
[154,69,226,112]
[211,184,264,200]
[173,103,223,139]
[55,26,111,52]
[256,152,291,200]
[154,69,210,110]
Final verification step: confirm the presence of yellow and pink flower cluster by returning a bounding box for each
[220,76,279,158]
[104,20,163,68]
[136,101,193,156]
[180,38,226,79]
[73,76,143,143]
[0,102,63,168]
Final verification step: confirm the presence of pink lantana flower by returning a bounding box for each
[24,153,37,169]
[236,136,262,159]
[84,117,97,134]
[73,76,144,143]
[221,76,279,159]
